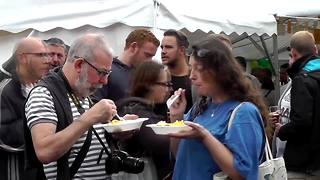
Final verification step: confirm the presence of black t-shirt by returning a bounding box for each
[171,75,193,113]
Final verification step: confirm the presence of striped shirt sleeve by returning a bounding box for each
[25,86,58,129]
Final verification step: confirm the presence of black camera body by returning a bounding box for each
[105,150,144,174]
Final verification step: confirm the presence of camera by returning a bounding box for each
[105,150,144,174]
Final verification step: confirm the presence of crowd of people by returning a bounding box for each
[0,28,319,180]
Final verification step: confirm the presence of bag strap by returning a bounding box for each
[227,102,244,130]
[227,102,270,161]
[264,135,273,161]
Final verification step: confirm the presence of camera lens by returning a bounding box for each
[105,150,145,174]
[122,157,145,174]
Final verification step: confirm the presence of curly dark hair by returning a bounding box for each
[190,37,269,126]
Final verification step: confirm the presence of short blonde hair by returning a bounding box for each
[290,31,316,54]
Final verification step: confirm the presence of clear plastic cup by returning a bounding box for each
[269,106,281,124]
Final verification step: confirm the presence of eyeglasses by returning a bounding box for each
[23,52,50,58]
[74,56,112,78]
[154,82,173,87]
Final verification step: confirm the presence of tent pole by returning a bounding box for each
[272,34,280,103]
[231,33,248,44]
[247,36,265,57]
[260,36,276,75]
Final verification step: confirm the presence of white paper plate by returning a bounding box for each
[146,124,192,135]
[94,118,149,133]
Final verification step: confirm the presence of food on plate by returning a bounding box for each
[109,119,122,125]
[146,120,191,135]
[156,120,186,126]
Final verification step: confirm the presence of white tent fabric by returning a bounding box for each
[0,0,278,64]
[156,0,276,36]
[0,0,155,33]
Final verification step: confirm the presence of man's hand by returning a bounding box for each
[274,123,283,135]
[83,99,117,125]
[268,112,281,127]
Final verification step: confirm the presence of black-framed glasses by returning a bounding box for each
[74,56,112,78]
[154,82,173,87]
[23,52,50,58]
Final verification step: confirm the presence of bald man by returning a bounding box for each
[0,37,51,180]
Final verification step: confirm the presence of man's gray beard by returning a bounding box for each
[75,68,91,98]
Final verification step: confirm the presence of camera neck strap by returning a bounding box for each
[57,69,93,178]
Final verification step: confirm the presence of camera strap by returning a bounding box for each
[68,93,93,178]
[58,69,93,178]
[86,98,113,162]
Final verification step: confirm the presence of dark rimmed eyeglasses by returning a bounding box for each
[154,82,173,87]
[74,56,112,78]
[22,52,50,58]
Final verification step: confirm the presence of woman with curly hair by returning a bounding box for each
[169,37,269,180]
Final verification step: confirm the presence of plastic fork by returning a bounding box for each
[115,114,125,121]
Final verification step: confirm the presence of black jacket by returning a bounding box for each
[117,97,173,179]
[0,72,25,180]
[0,72,25,149]
[278,55,320,172]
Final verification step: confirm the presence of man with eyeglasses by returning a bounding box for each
[44,37,68,67]
[24,34,135,180]
[93,28,160,103]
[0,37,51,180]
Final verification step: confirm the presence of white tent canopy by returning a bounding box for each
[0,0,279,63]
[2,0,320,102]
[156,0,276,36]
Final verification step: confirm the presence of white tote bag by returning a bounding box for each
[213,103,287,180]
[259,136,287,180]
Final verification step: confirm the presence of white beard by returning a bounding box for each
[75,65,103,98]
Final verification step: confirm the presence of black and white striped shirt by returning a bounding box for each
[25,86,111,180]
